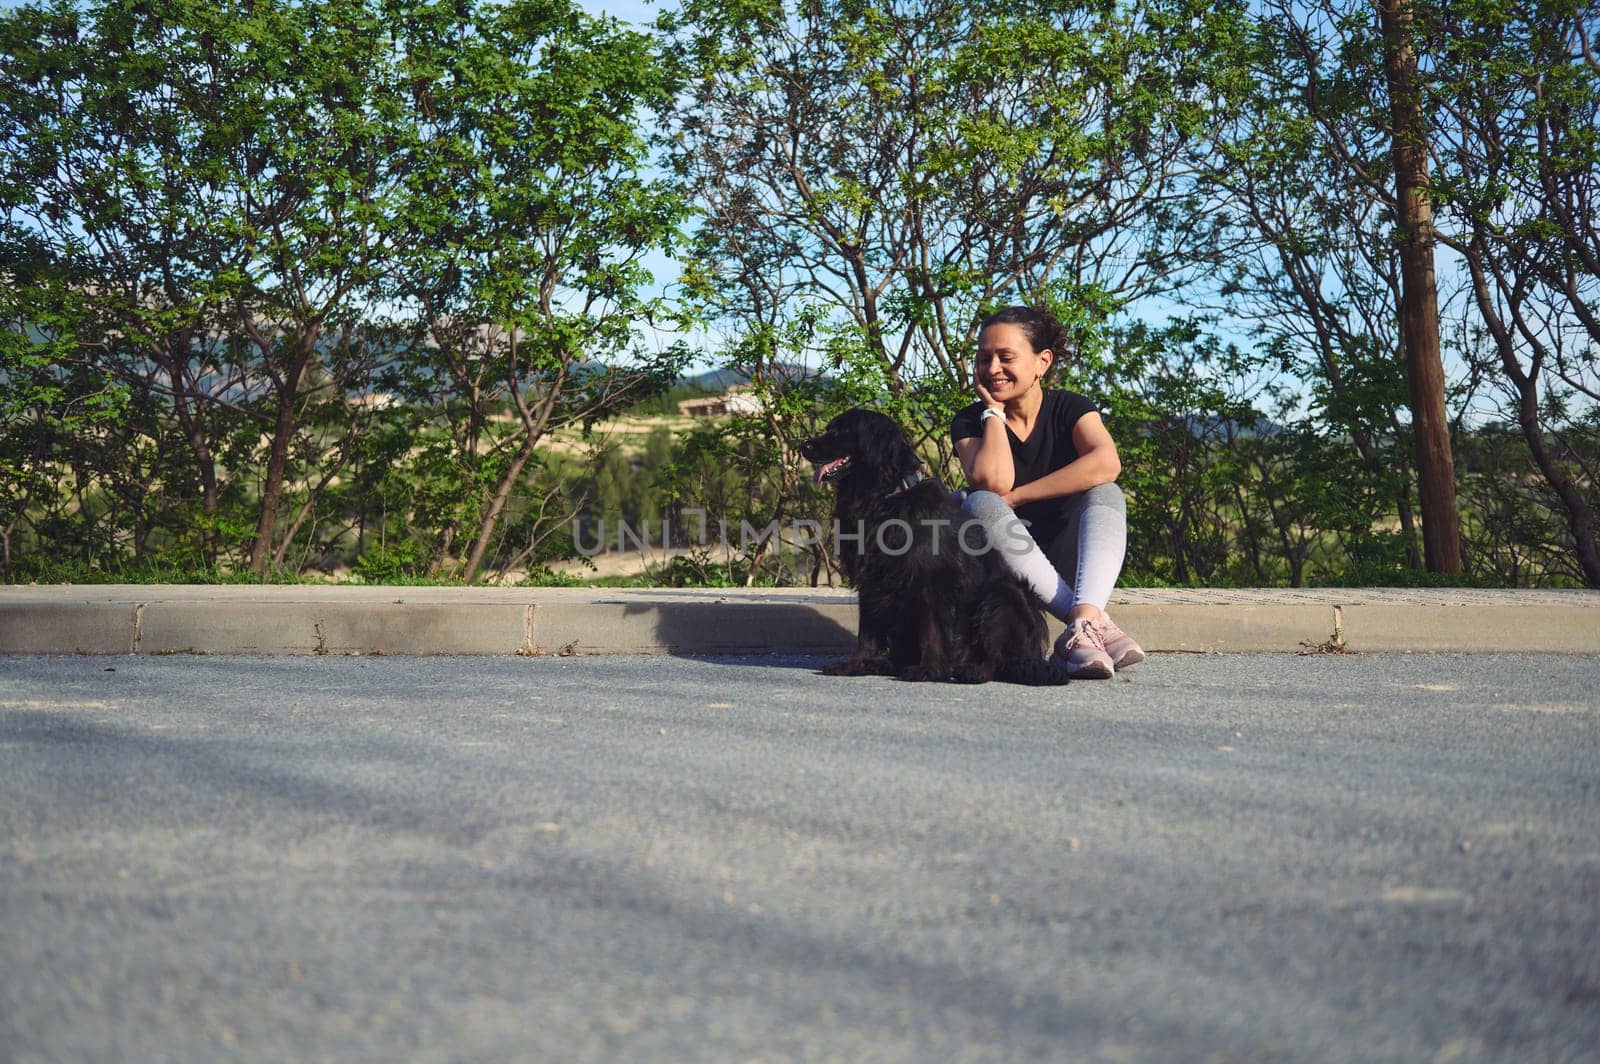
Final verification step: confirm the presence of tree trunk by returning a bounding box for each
[248,335,313,575]
[249,386,297,575]
[459,336,570,585]
[1377,0,1463,573]
[460,438,536,584]
[1460,243,1600,587]
[426,525,457,579]
[1,507,19,578]
[272,431,358,569]
[1509,386,1600,587]
[164,345,220,564]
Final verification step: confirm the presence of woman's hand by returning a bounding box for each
[974,370,1001,410]
[956,362,1016,493]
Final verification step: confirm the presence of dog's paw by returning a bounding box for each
[950,664,990,684]
[823,656,894,677]
[996,657,1071,686]
[897,665,943,682]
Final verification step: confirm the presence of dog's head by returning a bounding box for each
[799,409,922,492]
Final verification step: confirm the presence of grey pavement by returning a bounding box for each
[2,583,1599,656]
[2,652,1598,1062]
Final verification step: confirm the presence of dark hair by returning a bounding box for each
[979,306,1071,359]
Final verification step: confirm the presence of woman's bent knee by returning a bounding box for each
[959,489,1011,519]
[1084,481,1126,514]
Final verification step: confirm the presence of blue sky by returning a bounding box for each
[581,0,669,24]
[0,0,1458,402]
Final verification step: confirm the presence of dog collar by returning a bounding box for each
[885,471,929,498]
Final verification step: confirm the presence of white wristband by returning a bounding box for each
[980,407,1004,423]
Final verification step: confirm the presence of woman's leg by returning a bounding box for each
[1041,482,1127,615]
[958,489,1076,619]
[961,485,1140,676]
[1045,484,1143,668]
[958,484,1127,621]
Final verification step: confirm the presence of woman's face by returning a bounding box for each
[976,323,1051,403]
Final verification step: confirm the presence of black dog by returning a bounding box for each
[800,408,1066,685]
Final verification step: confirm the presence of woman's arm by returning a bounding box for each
[954,376,1016,492]
[999,412,1121,508]
[954,412,1016,492]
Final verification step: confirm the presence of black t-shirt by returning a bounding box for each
[951,389,1100,541]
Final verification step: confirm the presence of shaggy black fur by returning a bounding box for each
[800,408,1066,685]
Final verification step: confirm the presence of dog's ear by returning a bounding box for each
[858,412,921,480]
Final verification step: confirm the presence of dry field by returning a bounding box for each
[540,413,703,457]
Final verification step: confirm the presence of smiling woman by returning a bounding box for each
[951,306,1144,679]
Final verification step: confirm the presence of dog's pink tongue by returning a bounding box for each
[813,457,845,485]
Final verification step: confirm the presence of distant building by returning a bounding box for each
[678,383,764,418]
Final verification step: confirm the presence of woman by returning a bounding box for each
[951,306,1144,679]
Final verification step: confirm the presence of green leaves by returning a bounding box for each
[3,0,1593,585]
[0,0,690,581]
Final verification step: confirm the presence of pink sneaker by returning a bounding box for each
[1052,618,1114,679]
[1097,616,1146,670]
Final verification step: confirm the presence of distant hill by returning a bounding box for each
[678,363,823,393]
[1177,413,1284,440]
[680,367,749,393]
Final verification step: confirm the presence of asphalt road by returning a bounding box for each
[2,652,1598,1063]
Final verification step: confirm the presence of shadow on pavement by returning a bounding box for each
[628,599,856,669]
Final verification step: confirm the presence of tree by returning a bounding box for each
[0,0,420,573]
[199,0,426,574]
[661,0,1254,593]
[0,0,689,582]
[1205,0,1599,585]
[389,0,691,583]
[666,0,1233,441]
[1208,0,1467,573]
[1376,0,1463,572]
[1201,8,1427,570]
[1428,0,1600,585]
[0,0,253,565]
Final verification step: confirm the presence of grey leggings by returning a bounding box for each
[959,483,1128,619]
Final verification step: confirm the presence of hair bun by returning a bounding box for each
[980,305,1070,359]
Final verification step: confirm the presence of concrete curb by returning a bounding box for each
[2,585,1597,657]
